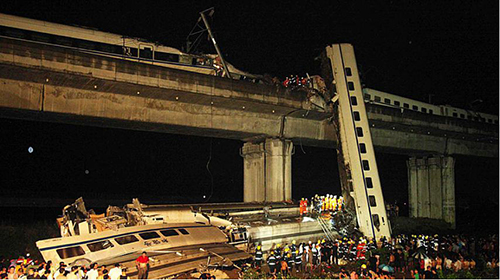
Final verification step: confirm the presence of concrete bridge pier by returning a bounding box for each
[242,138,293,202]
[407,156,456,228]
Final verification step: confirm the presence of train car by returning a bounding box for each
[36,223,229,266]
[363,88,498,125]
[0,13,262,81]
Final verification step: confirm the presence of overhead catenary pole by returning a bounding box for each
[199,8,232,79]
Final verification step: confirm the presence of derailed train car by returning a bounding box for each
[36,198,251,279]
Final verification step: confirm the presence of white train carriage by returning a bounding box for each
[36,223,229,266]
[244,218,327,252]
[363,88,498,124]
[0,13,262,81]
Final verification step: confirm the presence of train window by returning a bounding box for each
[359,143,366,153]
[351,96,358,105]
[155,52,179,62]
[115,235,139,245]
[372,214,381,231]
[366,177,373,188]
[369,195,377,207]
[99,44,114,53]
[56,246,85,259]
[353,111,361,121]
[421,107,427,113]
[5,29,26,39]
[87,240,114,252]
[412,105,418,111]
[480,117,485,122]
[356,127,364,137]
[140,47,153,59]
[139,232,161,240]
[348,82,355,91]
[160,229,179,237]
[394,100,400,106]
[403,103,409,109]
[56,37,73,47]
[467,115,473,120]
[178,229,190,235]
[78,41,96,50]
[473,117,478,121]
[362,160,370,171]
[374,96,381,102]
[31,33,50,43]
[384,98,391,104]
[429,109,434,114]
[364,93,371,100]
[486,119,491,123]
[460,114,465,119]
[345,67,352,76]
[452,112,458,117]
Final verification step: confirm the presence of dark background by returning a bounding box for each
[0,1,498,232]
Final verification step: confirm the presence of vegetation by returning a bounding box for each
[0,221,59,261]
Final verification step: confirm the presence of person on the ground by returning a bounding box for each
[66,266,79,280]
[86,263,99,280]
[119,268,129,280]
[267,251,277,276]
[294,250,302,273]
[135,252,149,279]
[254,245,263,270]
[108,264,122,280]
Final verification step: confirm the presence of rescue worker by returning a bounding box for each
[280,257,289,278]
[333,195,338,211]
[357,238,367,260]
[294,250,303,272]
[332,240,339,265]
[267,251,277,275]
[337,239,345,260]
[254,245,263,269]
[311,242,319,266]
[286,252,294,274]
[348,239,357,262]
[338,196,343,211]
[274,244,282,263]
[299,198,305,216]
[291,240,297,253]
[283,77,290,88]
[303,198,308,215]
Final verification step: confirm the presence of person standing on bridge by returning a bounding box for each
[135,252,149,279]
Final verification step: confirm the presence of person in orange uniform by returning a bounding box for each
[299,198,305,216]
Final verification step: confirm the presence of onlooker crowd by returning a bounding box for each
[0,258,130,279]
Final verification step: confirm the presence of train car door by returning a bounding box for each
[138,43,155,61]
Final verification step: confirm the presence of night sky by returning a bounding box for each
[0,1,498,230]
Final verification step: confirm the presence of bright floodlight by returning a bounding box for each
[85,170,89,174]
[203,195,206,199]
[28,147,33,153]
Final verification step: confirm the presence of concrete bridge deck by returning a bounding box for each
[0,37,497,157]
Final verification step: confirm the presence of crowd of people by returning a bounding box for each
[299,194,344,216]
[0,260,130,280]
[0,251,156,279]
[247,233,499,279]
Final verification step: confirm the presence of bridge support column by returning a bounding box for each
[407,156,455,228]
[242,138,293,202]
